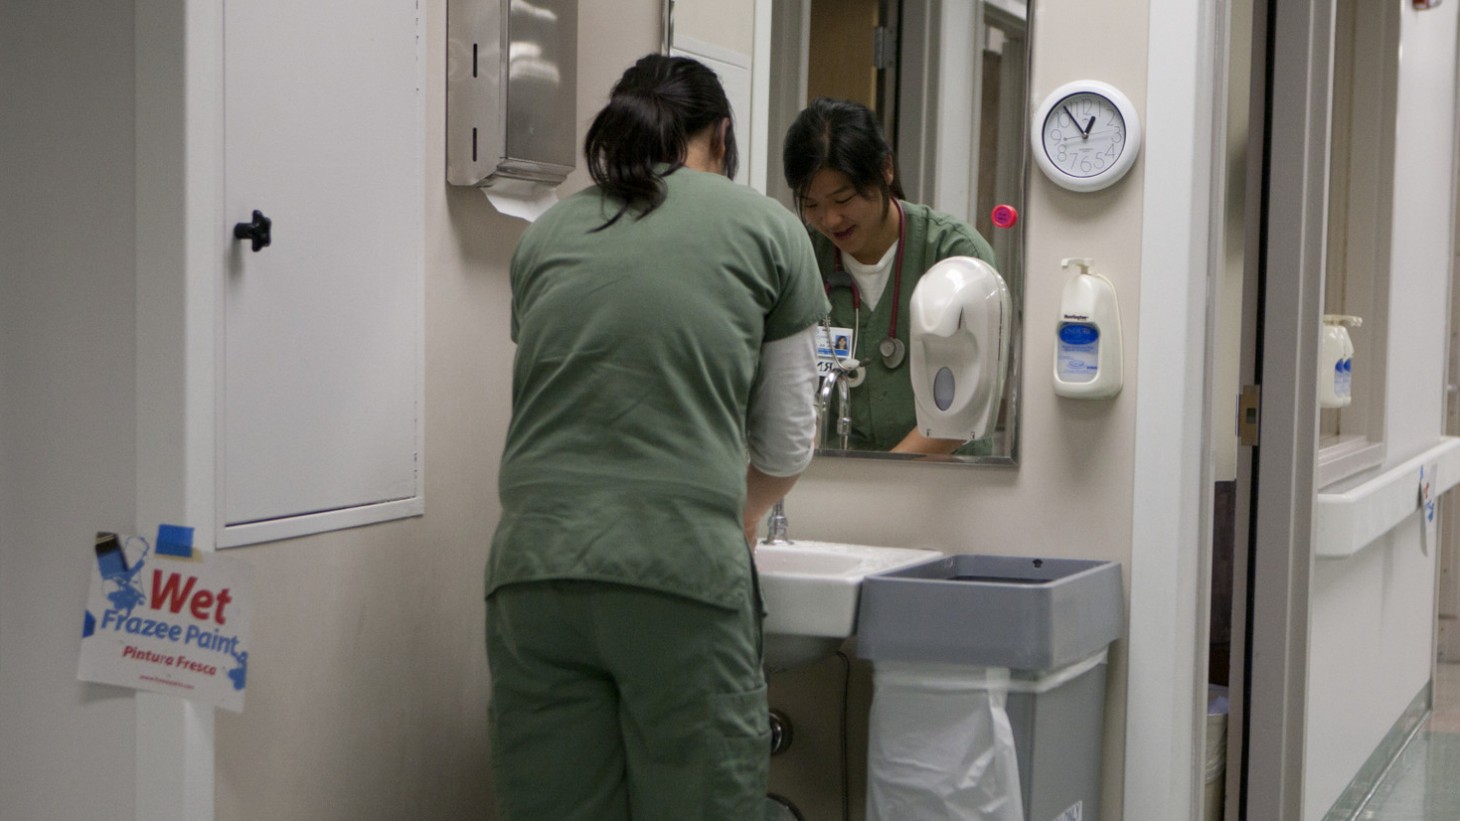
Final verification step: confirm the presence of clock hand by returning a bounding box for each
[1062,105,1087,138]
[1085,116,1096,137]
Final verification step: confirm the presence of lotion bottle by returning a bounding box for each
[1318,314,1360,409]
[1053,257,1123,399]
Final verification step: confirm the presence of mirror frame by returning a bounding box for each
[663,0,1031,467]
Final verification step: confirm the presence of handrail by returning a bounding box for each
[1313,436,1460,558]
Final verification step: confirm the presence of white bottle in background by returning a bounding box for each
[1053,258,1123,399]
[1340,322,1355,401]
[1318,314,1361,409]
[1319,319,1346,408]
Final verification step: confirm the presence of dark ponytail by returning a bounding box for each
[782,97,904,215]
[584,54,739,230]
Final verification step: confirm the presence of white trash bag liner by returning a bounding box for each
[867,661,1025,821]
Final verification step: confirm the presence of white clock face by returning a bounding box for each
[1032,80,1142,192]
[1042,92,1127,179]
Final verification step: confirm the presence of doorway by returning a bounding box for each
[805,0,894,121]
[1223,0,1430,818]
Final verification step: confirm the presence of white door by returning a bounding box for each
[221,0,424,545]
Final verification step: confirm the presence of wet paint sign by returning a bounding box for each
[78,526,253,712]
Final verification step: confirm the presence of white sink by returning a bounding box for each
[754,540,940,672]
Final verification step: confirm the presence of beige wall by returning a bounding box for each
[0,2,141,817]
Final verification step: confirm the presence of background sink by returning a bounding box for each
[755,540,940,672]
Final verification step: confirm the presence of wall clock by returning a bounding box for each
[1032,80,1142,192]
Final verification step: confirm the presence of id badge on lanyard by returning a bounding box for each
[815,325,855,377]
[815,325,865,387]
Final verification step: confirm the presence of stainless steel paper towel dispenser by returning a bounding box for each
[447,0,578,189]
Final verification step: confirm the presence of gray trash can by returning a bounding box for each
[856,554,1124,821]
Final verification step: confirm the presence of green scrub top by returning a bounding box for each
[810,200,997,453]
[488,167,829,611]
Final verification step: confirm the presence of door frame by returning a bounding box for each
[1123,0,1225,817]
[135,0,225,818]
[1233,0,1330,816]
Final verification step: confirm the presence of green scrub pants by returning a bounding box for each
[486,579,768,820]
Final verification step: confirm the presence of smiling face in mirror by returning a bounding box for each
[799,168,900,265]
[668,0,1030,465]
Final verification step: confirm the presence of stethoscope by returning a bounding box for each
[824,198,908,376]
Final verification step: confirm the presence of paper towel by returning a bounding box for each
[483,181,559,222]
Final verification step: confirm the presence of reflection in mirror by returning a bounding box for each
[668,0,1030,465]
[664,0,757,186]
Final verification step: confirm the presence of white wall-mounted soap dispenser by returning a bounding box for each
[1053,257,1123,399]
[908,256,1013,441]
[1319,314,1361,409]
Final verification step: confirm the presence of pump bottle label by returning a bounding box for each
[1057,324,1099,383]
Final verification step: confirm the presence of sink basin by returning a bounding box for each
[754,540,940,672]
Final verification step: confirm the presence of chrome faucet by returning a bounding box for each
[815,361,853,451]
[835,370,850,447]
[815,367,838,446]
[763,498,791,545]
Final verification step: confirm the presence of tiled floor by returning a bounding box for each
[1356,662,1460,819]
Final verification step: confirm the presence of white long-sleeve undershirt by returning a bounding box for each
[746,324,819,477]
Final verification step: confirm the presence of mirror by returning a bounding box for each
[667,0,1030,465]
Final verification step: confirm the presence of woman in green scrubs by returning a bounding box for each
[783,97,998,455]
[486,55,828,820]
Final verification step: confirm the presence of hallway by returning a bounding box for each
[1352,662,1460,819]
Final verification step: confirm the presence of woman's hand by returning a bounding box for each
[889,428,964,455]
